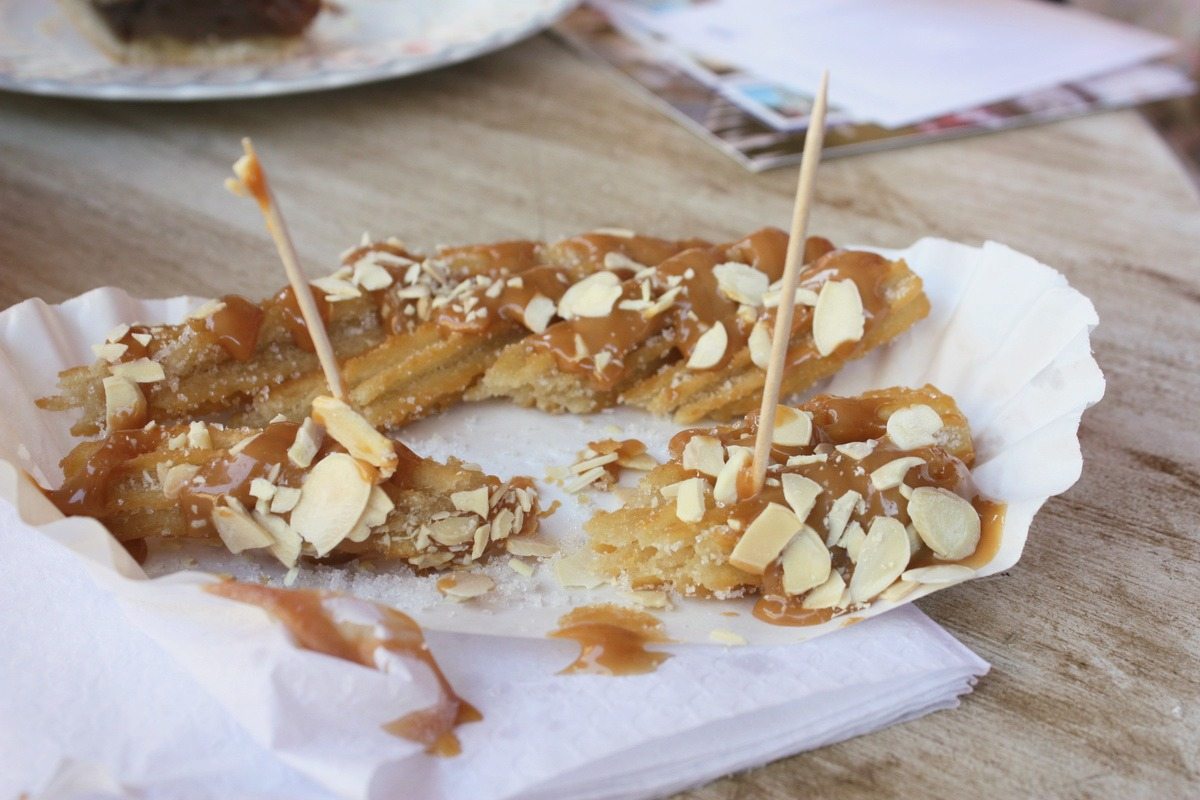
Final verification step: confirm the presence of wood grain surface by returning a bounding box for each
[1,34,1197,799]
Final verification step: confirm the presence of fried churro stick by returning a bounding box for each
[40,233,706,435]
[586,386,984,619]
[47,401,541,572]
[471,228,929,422]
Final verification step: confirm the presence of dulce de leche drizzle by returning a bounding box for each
[205,581,477,756]
[528,228,860,388]
[45,427,165,517]
[550,604,673,675]
[272,285,331,352]
[435,265,572,335]
[194,294,265,362]
[179,421,301,536]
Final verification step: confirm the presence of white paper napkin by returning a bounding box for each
[0,486,985,800]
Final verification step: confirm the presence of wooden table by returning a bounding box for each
[2,34,1197,799]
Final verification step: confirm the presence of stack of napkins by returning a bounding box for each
[0,484,985,800]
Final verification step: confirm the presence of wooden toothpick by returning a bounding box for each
[750,70,830,495]
[226,137,348,402]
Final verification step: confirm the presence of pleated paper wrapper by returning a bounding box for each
[0,237,1104,647]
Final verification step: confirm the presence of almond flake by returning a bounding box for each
[772,407,813,447]
[837,520,867,562]
[681,435,725,477]
[590,227,635,238]
[507,558,534,577]
[801,570,847,609]
[506,538,557,558]
[674,476,707,523]
[130,332,152,347]
[879,579,919,602]
[161,464,199,500]
[749,319,772,369]
[901,564,976,584]
[440,573,495,600]
[686,322,728,370]
[617,453,658,471]
[786,453,828,467]
[907,487,981,560]
[102,375,147,431]
[643,286,681,318]
[106,323,132,343]
[253,509,303,568]
[886,405,944,449]
[713,262,769,306]
[558,271,622,319]
[427,516,477,547]
[812,279,865,356]
[311,396,398,478]
[573,334,589,359]
[519,294,555,334]
[470,523,491,561]
[780,526,832,595]
[572,452,619,474]
[311,275,362,302]
[288,418,323,468]
[289,453,373,556]
[270,486,302,514]
[835,440,876,460]
[729,502,803,574]
[763,285,820,308]
[709,629,747,647]
[346,485,393,543]
[186,421,212,450]
[823,490,862,546]
[848,517,911,603]
[870,457,927,491]
[554,550,606,588]
[713,446,752,505]
[92,342,128,363]
[248,477,276,502]
[604,251,647,271]
[110,358,165,383]
[564,466,606,493]
[450,486,490,518]
[781,473,821,521]
[186,301,224,321]
[625,590,671,609]
[491,508,516,540]
[352,260,394,291]
[212,497,273,554]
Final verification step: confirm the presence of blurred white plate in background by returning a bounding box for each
[0,0,577,101]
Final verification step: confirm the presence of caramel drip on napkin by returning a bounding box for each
[550,604,673,676]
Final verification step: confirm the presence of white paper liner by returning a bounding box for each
[0,238,1103,646]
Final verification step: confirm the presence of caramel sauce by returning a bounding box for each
[912,499,1006,570]
[179,421,301,536]
[550,604,672,675]
[439,240,542,274]
[197,294,265,362]
[435,266,571,334]
[274,285,331,352]
[45,428,164,516]
[206,581,476,755]
[239,153,271,212]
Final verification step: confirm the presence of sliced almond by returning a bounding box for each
[106,323,132,343]
[439,573,495,600]
[352,260,394,291]
[682,435,725,477]
[801,570,847,609]
[186,301,224,321]
[131,332,152,347]
[886,405,944,449]
[590,227,634,238]
[686,322,728,370]
[507,538,557,558]
[812,279,865,357]
[837,520,867,562]
[713,446,752,505]
[709,629,747,647]
[289,453,373,556]
[102,375,147,431]
[823,490,862,546]
[780,526,832,595]
[311,396,398,478]
[870,456,926,491]
[347,485,394,543]
[523,294,556,334]
[311,275,361,302]
[110,358,165,384]
[252,509,303,568]
[427,516,477,547]
[572,452,619,474]
[626,589,671,609]
[92,342,128,363]
[879,579,919,602]
[558,271,621,319]
[212,497,273,554]
[907,487,981,560]
[491,507,516,541]
[450,486,490,518]
[288,418,323,469]
[835,440,876,460]
[781,473,821,521]
[674,476,708,523]
[901,564,976,584]
[554,550,606,589]
[186,421,212,450]
[748,319,772,369]
[713,262,769,306]
[617,452,658,471]
[772,407,813,447]
[470,523,491,561]
[786,453,828,467]
[248,477,276,502]
[270,485,302,514]
[161,463,199,500]
[848,517,911,603]
[729,502,803,574]
[764,285,820,308]
[604,251,647,271]
[508,558,534,577]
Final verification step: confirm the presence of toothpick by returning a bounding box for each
[226,138,348,402]
[750,71,830,496]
